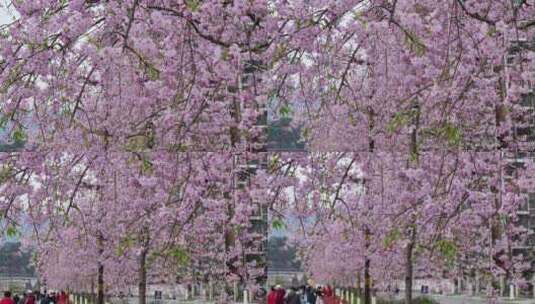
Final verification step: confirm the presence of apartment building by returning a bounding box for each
[506,19,535,296]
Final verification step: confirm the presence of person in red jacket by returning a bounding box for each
[57,291,68,304]
[275,285,285,304]
[324,285,333,297]
[267,286,278,304]
[0,291,16,304]
[320,285,334,304]
[24,291,35,304]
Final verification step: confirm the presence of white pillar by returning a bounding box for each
[243,290,248,304]
[184,286,189,301]
[371,296,376,304]
[500,276,505,297]
[350,292,354,304]
[467,278,473,296]
[233,282,238,302]
[356,296,361,304]
[209,281,214,300]
[475,273,480,295]
[486,281,492,297]
[509,284,515,300]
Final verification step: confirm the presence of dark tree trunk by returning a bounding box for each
[96,233,105,304]
[405,239,415,304]
[97,263,104,304]
[357,273,361,296]
[138,247,148,304]
[364,257,371,304]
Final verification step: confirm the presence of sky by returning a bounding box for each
[0,2,18,25]
[0,3,19,146]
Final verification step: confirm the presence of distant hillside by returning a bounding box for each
[0,242,35,276]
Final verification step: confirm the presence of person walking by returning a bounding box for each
[267,286,278,304]
[305,286,316,304]
[40,292,55,304]
[0,292,16,304]
[275,285,285,304]
[284,287,300,304]
[298,286,307,304]
[324,285,333,298]
[315,286,323,304]
[24,292,35,304]
[57,291,68,304]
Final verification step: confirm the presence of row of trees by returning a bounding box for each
[269,152,533,303]
[0,0,273,302]
[264,0,535,303]
[266,0,535,303]
[0,1,534,304]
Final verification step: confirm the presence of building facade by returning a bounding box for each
[506,19,535,296]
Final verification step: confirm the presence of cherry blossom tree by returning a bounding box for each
[1,1,535,304]
[263,0,535,303]
[0,0,276,302]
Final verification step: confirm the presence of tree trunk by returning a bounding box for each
[97,263,104,304]
[404,100,420,304]
[363,108,375,304]
[138,248,148,304]
[405,240,415,304]
[356,273,361,296]
[364,257,371,304]
[91,279,95,304]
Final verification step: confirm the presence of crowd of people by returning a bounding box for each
[267,284,336,304]
[0,291,69,304]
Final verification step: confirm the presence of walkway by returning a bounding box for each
[430,294,535,304]
[329,293,535,304]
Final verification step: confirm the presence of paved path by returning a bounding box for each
[430,294,535,304]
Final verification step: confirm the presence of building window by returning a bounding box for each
[519,194,530,214]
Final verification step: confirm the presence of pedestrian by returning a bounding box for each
[284,287,300,304]
[305,286,316,304]
[39,294,47,304]
[298,286,306,304]
[57,291,68,304]
[315,286,323,304]
[267,286,278,304]
[0,292,16,304]
[324,285,333,298]
[24,292,35,304]
[50,291,57,304]
[40,292,54,304]
[13,294,19,304]
[275,285,285,304]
